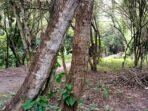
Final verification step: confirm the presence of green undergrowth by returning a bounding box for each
[98,58,134,72]
[58,54,148,72]
[57,54,72,65]
[0,92,13,109]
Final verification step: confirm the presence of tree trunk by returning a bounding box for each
[62,0,93,110]
[3,0,79,111]
[10,1,29,59]
[61,46,68,75]
[4,15,9,68]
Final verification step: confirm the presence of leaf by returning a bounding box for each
[39,102,48,107]
[56,108,62,111]
[55,72,64,83]
[55,62,61,68]
[34,105,39,111]
[38,96,48,103]
[23,99,35,110]
[47,90,55,98]
[38,105,45,111]
[63,92,70,100]
[66,84,73,91]
[66,97,76,106]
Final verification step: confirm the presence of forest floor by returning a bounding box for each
[0,65,148,111]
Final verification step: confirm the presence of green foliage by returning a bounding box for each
[0,30,4,36]
[55,72,64,83]
[102,30,124,53]
[57,54,72,65]
[55,61,61,69]
[23,99,35,110]
[0,35,7,68]
[23,91,62,111]
[0,15,26,68]
[62,84,77,106]
[64,28,74,54]
[98,58,134,71]
[23,96,48,111]
[47,90,56,99]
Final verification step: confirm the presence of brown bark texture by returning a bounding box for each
[3,0,80,111]
[62,0,93,110]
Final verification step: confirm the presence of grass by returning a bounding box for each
[57,53,148,72]
[57,54,72,65]
[98,58,134,72]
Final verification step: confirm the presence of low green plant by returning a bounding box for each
[55,72,64,83]
[62,84,77,106]
[55,61,61,69]
[47,90,56,98]
[23,85,77,110]
[23,95,61,111]
[23,96,48,111]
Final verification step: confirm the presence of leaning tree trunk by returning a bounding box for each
[3,0,80,111]
[62,0,93,110]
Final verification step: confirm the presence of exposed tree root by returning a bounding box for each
[113,68,148,88]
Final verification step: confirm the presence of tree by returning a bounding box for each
[2,0,80,110]
[61,0,94,110]
[113,0,148,68]
[0,0,53,68]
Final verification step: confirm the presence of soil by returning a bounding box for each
[0,66,27,94]
[81,72,148,111]
[0,65,148,111]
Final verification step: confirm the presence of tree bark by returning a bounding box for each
[10,1,29,58]
[62,0,93,110]
[3,0,80,111]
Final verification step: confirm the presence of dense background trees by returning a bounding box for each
[0,0,147,69]
[0,0,147,111]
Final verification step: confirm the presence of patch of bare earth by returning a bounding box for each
[0,66,27,109]
[0,66,27,94]
[81,71,148,111]
[0,66,148,111]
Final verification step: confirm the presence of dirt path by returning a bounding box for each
[0,64,71,109]
[0,63,71,94]
[0,66,27,94]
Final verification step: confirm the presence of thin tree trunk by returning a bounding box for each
[4,15,9,68]
[61,46,68,75]
[10,1,30,63]
[3,0,79,111]
[62,0,93,110]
